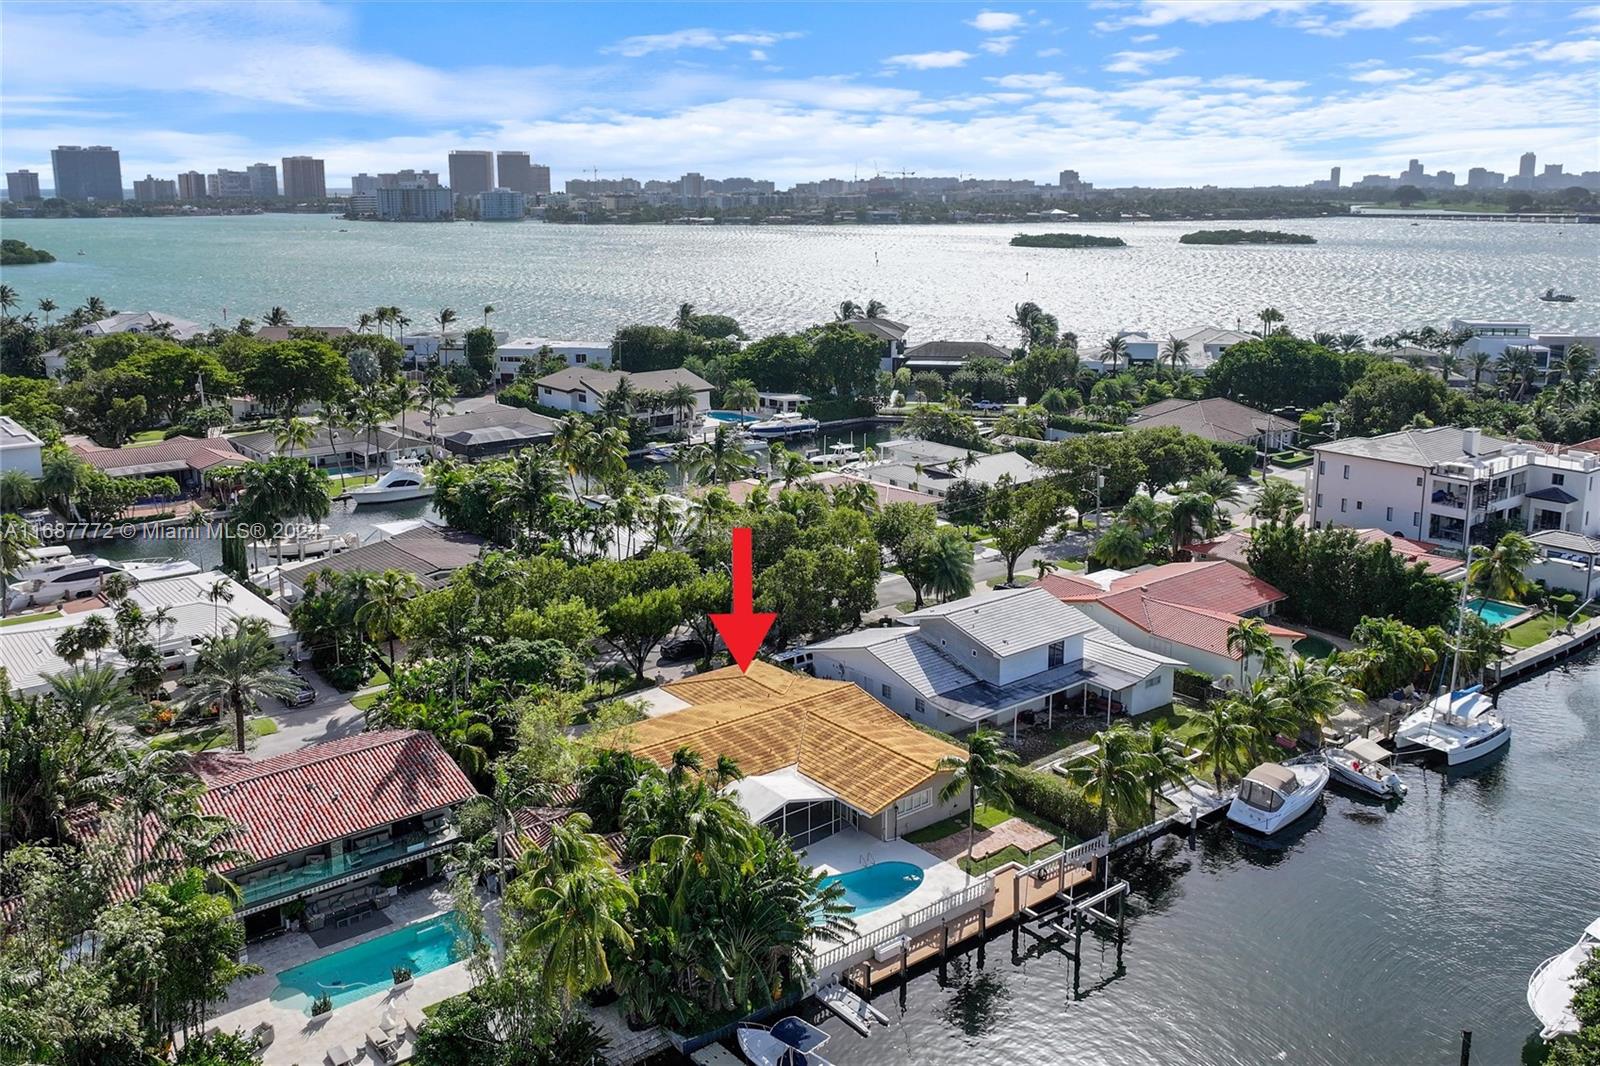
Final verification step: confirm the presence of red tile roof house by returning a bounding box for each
[1035,561,1302,685]
[70,730,478,939]
[1186,528,1464,580]
[71,435,246,495]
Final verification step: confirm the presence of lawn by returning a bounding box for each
[351,688,387,711]
[1502,610,1594,650]
[902,802,1012,845]
[126,429,167,447]
[0,610,61,627]
[149,716,278,752]
[329,474,380,496]
[959,839,1062,876]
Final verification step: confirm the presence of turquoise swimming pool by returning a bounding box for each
[270,912,466,1013]
[707,410,759,424]
[819,861,924,913]
[1467,597,1526,627]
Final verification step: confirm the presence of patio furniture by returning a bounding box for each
[325,1045,353,1066]
[368,1027,400,1061]
[250,1020,274,1047]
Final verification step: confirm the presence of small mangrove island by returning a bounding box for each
[1,238,56,265]
[1010,232,1128,248]
[1179,229,1316,245]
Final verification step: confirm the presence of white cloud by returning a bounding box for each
[987,72,1063,89]
[968,10,1024,31]
[980,35,1019,55]
[749,49,768,61]
[1036,47,1063,57]
[1543,39,1600,62]
[1575,4,1600,21]
[604,28,803,57]
[1349,67,1417,82]
[1428,37,1600,69]
[1104,47,1183,74]
[1097,1,1481,36]
[884,50,975,69]
[1130,33,1159,43]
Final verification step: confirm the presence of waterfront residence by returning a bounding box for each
[253,325,351,342]
[864,438,1046,497]
[893,340,1012,375]
[1128,396,1297,451]
[492,337,611,379]
[613,661,969,846]
[1309,427,1600,547]
[70,435,246,494]
[802,586,1182,737]
[0,570,295,696]
[43,311,206,374]
[1451,319,1600,387]
[1186,528,1465,580]
[1527,530,1600,600]
[533,366,712,433]
[1082,330,1160,371]
[424,402,558,458]
[0,415,44,478]
[1168,324,1254,369]
[722,471,940,510]
[276,523,485,603]
[231,425,429,471]
[757,391,809,415]
[1036,561,1300,682]
[843,315,911,372]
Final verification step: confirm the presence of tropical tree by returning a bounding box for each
[1256,307,1286,337]
[1498,346,1538,401]
[1229,679,1297,765]
[264,306,291,327]
[1177,700,1255,795]
[482,304,496,328]
[1091,523,1147,569]
[1101,335,1129,375]
[661,381,701,430]
[1270,655,1360,738]
[1467,349,1496,393]
[1225,616,1280,688]
[1252,477,1305,526]
[1138,720,1192,821]
[1061,723,1148,833]
[273,417,316,459]
[674,302,696,331]
[184,618,302,751]
[1469,531,1536,601]
[935,729,1019,866]
[1167,492,1221,555]
[921,528,975,603]
[684,424,755,485]
[722,378,760,419]
[1160,335,1190,377]
[0,513,41,617]
[433,308,459,360]
[356,569,423,674]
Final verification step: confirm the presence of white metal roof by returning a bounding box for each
[907,587,1099,655]
[725,766,837,823]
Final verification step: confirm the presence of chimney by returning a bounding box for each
[1462,428,1480,456]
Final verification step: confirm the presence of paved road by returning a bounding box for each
[873,528,1094,611]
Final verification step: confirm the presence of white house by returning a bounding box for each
[1082,330,1160,371]
[0,416,44,478]
[534,367,712,432]
[1526,530,1600,600]
[863,439,1047,497]
[803,587,1181,738]
[494,337,612,380]
[1450,319,1600,387]
[1309,426,1600,547]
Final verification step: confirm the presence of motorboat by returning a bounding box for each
[746,412,821,439]
[5,555,200,611]
[736,1019,834,1066]
[1324,737,1407,799]
[1529,917,1600,1039]
[1540,288,1578,303]
[248,524,359,563]
[808,443,861,468]
[1393,685,1510,766]
[1226,757,1329,835]
[643,444,678,464]
[344,459,434,505]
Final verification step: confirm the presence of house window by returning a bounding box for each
[1340,498,1348,513]
[881,683,892,700]
[1318,460,1326,475]
[1047,641,1064,668]
[1343,464,1351,479]
[575,353,586,363]
[1386,506,1394,522]
[1553,473,1566,486]
[914,697,925,715]
[1413,511,1421,526]
[1144,674,1162,689]
[576,392,587,403]
[1356,501,1363,511]
[1416,477,1424,487]
[1316,493,1323,508]
[897,788,932,816]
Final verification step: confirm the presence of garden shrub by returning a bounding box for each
[1004,767,1099,840]
[1212,441,1257,478]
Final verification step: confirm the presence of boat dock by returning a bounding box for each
[1495,614,1600,684]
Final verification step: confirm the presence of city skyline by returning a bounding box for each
[2,1,1598,189]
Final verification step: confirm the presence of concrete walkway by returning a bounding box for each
[917,817,1055,863]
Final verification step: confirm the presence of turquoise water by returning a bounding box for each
[820,861,924,913]
[270,912,466,1013]
[1467,597,1525,627]
[707,410,760,424]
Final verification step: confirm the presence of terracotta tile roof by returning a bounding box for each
[1352,528,1462,577]
[72,435,245,475]
[610,662,962,816]
[1097,589,1302,659]
[502,786,627,866]
[1033,571,1106,601]
[195,730,476,869]
[1104,561,1286,614]
[1184,530,1254,568]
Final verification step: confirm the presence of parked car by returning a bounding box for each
[660,636,708,662]
[274,667,316,708]
[972,400,1006,411]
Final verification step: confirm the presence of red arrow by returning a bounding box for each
[710,526,776,673]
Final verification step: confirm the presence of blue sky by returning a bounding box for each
[2,1,1597,189]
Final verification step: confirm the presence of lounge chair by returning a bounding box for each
[325,1045,353,1066]
[367,1027,400,1061]
[404,1009,426,1035]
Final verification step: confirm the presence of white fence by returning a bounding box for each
[1019,832,1110,882]
[811,878,993,976]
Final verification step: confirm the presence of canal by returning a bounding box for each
[816,652,1600,1066]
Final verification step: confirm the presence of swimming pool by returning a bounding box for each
[1467,597,1526,627]
[706,410,759,424]
[270,912,466,1013]
[819,861,924,913]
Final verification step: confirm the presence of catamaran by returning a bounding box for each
[1393,685,1510,765]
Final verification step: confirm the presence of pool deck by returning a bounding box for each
[803,830,972,941]
[205,887,487,1066]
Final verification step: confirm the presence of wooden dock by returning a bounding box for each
[1495,614,1600,683]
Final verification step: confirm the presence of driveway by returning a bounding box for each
[252,670,367,759]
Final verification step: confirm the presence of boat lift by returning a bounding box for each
[1018,878,1132,996]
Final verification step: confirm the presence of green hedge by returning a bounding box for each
[802,396,876,423]
[1048,414,1122,434]
[1174,667,1216,702]
[1212,440,1257,478]
[1271,450,1314,468]
[1005,767,1100,840]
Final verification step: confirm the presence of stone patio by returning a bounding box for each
[917,816,1056,863]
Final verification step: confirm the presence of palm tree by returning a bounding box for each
[661,381,700,430]
[1229,679,1296,765]
[1252,477,1305,526]
[674,302,696,331]
[356,311,375,334]
[433,307,458,364]
[935,729,1018,867]
[0,513,41,618]
[1498,346,1537,400]
[1256,307,1285,337]
[552,416,595,496]
[1467,350,1495,393]
[722,378,760,419]
[0,469,38,515]
[836,300,861,321]
[1062,723,1148,833]
[482,304,496,328]
[1138,720,1192,821]
[1186,469,1241,507]
[274,417,316,459]
[1160,335,1190,377]
[1091,523,1147,569]
[45,663,144,725]
[264,306,292,327]
[1558,343,1595,394]
[205,577,234,632]
[864,299,888,318]
[356,569,423,674]
[1101,335,1128,374]
[37,298,56,325]
[1226,616,1278,688]
[53,625,86,665]
[184,618,302,752]
[1167,492,1220,555]
[1271,655,1360,739]
[1469,531,1536,601]
[74,615,112,664]
[923,530,975,603]
[1177,701,1255,796]
[599,379,637,427]
[419,369,456,444]
[684,424,755,485]
[0,285,16,320]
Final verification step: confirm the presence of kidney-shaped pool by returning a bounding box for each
[819,861,925,913]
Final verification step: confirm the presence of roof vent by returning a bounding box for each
[1463,428,1480,456]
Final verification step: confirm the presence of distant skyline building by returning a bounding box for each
[680,171,705,200]
[6,169,41,201]
[281,155,326,199]
[495,151,536,194]
[528,163,551,196]
[246,162,279,198]
[177,170,208,199]
[379,169,440,188]
[50,144,123,201]
[1466,167,1503,189]
[350,173,380,196]
[473,188,526,220]
[132,174,177,203]
[1329,166,1341,188]
[375,182,454,221]
[208,168,252,198]
[448,151,494,197]
[1517,151,1537,189]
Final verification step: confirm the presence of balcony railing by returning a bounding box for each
[235,828,455,907]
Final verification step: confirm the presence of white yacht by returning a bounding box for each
[1393,685,1510,766]
[344,459,434,505]
[1528,917,1600,1039]
[746,412,821,439]
[1324,738,1407,799]
[736,1020,834,1066]
[1226,758,1329,835]
[248,524,359,564]
[5,555,201,611]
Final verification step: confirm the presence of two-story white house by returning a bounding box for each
[802,587,1181,738]
[1310,427,1600,547]
[533,366,713,433]
[494,337,612,381]
[1451,319,1600,388]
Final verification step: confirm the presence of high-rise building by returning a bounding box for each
[1466,167,1503,189]
[473,188,526,220]
[132,175,177,203]
[351,173,381,196]
[375,183,454,221]
[50,145,123,201]
[1517,152,1537,189]
[680,172,705,200]
[1329,166,1341,188]
[6,169,41,201]
[177,171,208,199]
[448,151,495,197]
[379,169,440,188]
[1402,159,1425,184]
[495,151,534,194]
[529,164,552,196]
[1434,169,1456,188]
[209,169,253,198]
[246,162,279,198]
[281,156,327,199]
